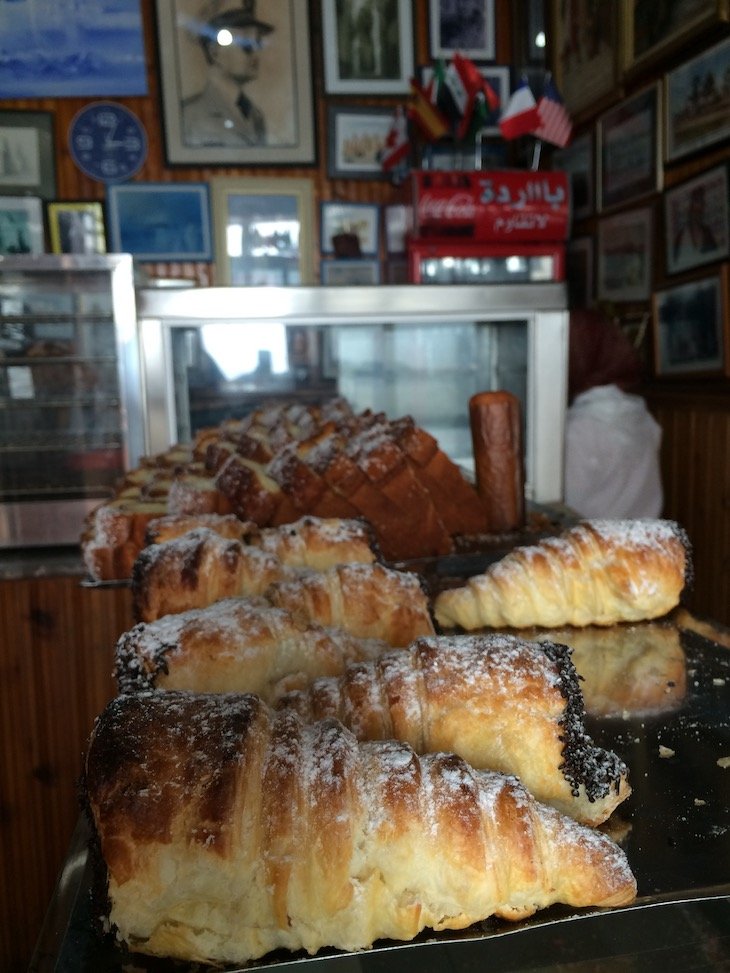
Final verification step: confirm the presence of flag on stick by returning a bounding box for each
[380,105,409,172]
[408,78,449,142]
[534,76,573,148]
[498,78,539,140]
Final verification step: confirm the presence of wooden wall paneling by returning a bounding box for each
[647,390,730,626]
[0,576,133,973]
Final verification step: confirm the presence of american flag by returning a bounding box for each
[534,77,572,148]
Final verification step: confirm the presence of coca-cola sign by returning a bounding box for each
[412,170,570,242]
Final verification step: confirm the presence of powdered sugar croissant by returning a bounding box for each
[115,597,389,700]
[85,692,637,967]
[434,519,691,630]
[276,633,630,825]
[265,561,435,647]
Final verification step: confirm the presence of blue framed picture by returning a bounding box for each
[0,0,148,98]
[107,183,212,262]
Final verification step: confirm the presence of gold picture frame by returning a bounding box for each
[622,0,730,75]
[549,1,619,116]
[211,177,315,286]
[46,201,106,255]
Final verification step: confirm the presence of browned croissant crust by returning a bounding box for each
[85,692,637,966]
[509,621,687,717]
[434,519,692,630]
[276,633,630,825]
[81,497,168,582]
[115,597,390,699]
[144,512,254,545]
[251,515,379,570]
[131,527,290,623]
[265,562,436,647]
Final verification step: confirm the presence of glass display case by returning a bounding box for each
[0,254,144,547]
[136,282,569,505]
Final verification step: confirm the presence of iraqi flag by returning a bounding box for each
[534,77,573,148]
[499,78,539,140]
[445,53,501,140]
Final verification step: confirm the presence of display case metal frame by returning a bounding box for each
[136,282,569,505]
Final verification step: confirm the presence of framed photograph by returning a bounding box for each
[107,182,212,262]
[622,0,730,73]
[327,105,393,180]
[549,0,618,115]
[652,268,729,376]
[155,0,315,166]
[428,0,496,60]
[597,206,654,302]
[321,0,414,94]
[0,110,56,200]
[47,201,106,255]
[552,131,594,221]
[320,202,380,256]
[664,35,730,163]
[597,83,661,211]
[211,177,315,286]
[321,258,381,286]
[567,236,594,308]
[0,0,147,97]
[419,64,510,135]
[0,196,44,255]
[664,166,729,276]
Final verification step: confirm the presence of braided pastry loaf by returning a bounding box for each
[85,692,637,967]
[276,634,630,825]
[434,519,691,630]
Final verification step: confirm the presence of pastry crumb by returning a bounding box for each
[718,756,730,769]
[694,798,706,806]
[658,745,675,758]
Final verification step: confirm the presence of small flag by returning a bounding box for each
[408,78,449,142]
[534,77,573,148]
[428,58,462,133]
[445,53,501,140]
[380,106,409,172]
[499,78,539,140]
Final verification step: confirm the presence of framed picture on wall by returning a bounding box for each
[597,83,661,211]
[107,182,212,262]
[321,0,414,94]
[0,196,44,255]
[664,165,730,276]
[597,206,654,302]
[327,105,393,180]
[552,131,594,221]
[652,268,729,377]
[320,202,380,257]
[47,201,106,255]
[0,0,147,97]
[155,0,315,166]
[622,0,730,73]
[664,35,730,163]
[0,110,56,200]
[428,0,496,60]
[211,176,315,286]
[321,258,381,286]
[549,0,618,115]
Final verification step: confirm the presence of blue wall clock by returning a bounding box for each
[69,102,148,183]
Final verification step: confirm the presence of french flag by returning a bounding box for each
[534,77,573,148]
[498,78,539,140]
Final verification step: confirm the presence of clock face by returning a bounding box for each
[69,102,148,184]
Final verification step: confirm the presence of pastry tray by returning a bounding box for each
[31,623,730,971]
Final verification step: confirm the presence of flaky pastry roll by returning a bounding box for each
[85,692,637,967]
[434,519,691,630]
[276,633,630,825]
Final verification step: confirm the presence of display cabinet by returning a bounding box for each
[0,255,144,547]
[136,282,569,505]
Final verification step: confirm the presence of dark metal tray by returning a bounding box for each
[31,625,730,971]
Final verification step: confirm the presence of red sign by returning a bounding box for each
[411,170,570,242]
